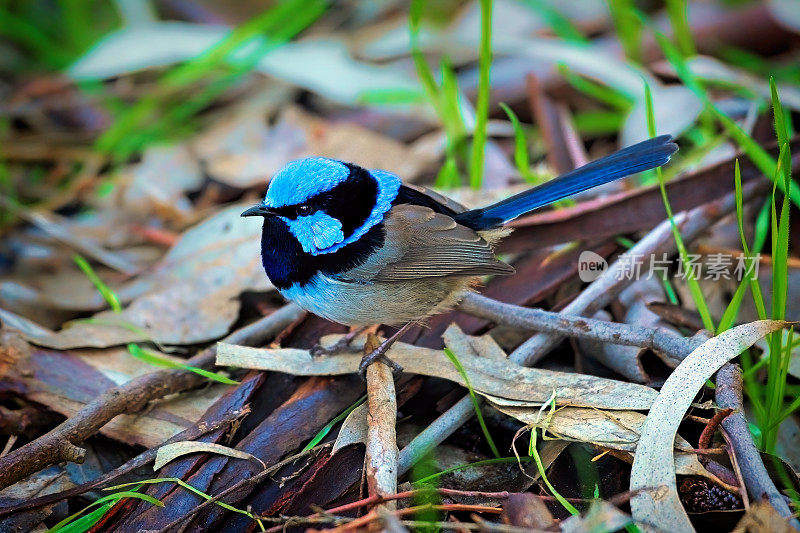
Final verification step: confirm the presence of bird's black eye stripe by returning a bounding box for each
[270,203,314,219]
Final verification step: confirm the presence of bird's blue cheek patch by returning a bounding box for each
[285,212,344,255]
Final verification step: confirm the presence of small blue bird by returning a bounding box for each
[242,135,678,374]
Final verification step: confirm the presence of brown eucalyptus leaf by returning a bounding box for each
[217,335,658,410]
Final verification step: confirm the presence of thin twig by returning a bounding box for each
[0,303,304,491]
[264,488,513,533]
[327,503,503,533]
[716,363,799,527]
[698,408,733,451]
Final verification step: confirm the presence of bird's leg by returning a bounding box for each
[358,322,413,380]
[310,325,370,357]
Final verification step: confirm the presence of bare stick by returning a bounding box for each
[716,363,799,527]
[459,293,703,363]
[0,303,304,491]
[364,333,399,509]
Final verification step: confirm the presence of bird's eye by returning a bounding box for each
[297,204,312,216]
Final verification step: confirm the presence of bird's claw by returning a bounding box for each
[358,353,403,381]
[310,337,352,357]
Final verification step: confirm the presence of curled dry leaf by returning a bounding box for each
[630,320,789,533]
[491,405,717,480]
[153,442,265,471]
[333,403,369,454]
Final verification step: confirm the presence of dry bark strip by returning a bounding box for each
[0,302,304,491]
[364,333,398,510]
[716,363,800,528]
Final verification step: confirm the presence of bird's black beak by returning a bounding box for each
[241,204,275,218]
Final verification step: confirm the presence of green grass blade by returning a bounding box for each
[96,0,325,158]
[72,254,122,313]
[47,491,162,532]
[734,160,768,320]
[665,0,696,57]
[771,146,791,324]
[127,344,239,385]
[770,77,790,149]
[717,275,749,333]
[519,0,586,42]
[468,0,493,189]
[557,64,634,111]
[573,110,625,135]
[106,478,262,526]
[644,81,715,331]
[653,31,800,210]
[52,502,115,533]
[499,103,533,182]
[443,348,500,457]
[530,431,579,516]
[608,0,643,64]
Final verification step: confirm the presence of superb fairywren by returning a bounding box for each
[242,135,677,374]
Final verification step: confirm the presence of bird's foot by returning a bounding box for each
[357,323,413,381]
[310,326,368,357]
[358,349,403,381]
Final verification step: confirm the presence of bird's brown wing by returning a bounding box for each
[337,204,514,283]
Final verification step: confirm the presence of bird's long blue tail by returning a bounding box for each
[455,135,678,230]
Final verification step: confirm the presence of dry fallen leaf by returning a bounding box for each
[733,501,798,533]
[216,334,658,410]
[154,442,264,471]
[333,403,369,454]
[630,320,789,533]
[3,204,270,349]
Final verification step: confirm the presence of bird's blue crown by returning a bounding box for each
[263,157,401,256]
